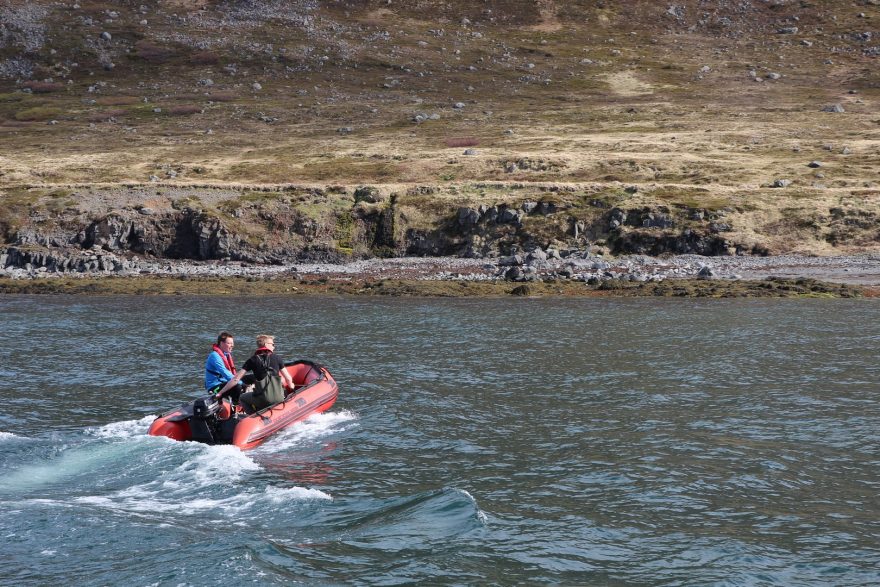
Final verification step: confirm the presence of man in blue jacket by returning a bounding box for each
[205,331,242,403]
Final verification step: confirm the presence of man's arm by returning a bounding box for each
[216,368,246,397]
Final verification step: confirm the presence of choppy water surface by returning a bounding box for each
[1,295,878,586]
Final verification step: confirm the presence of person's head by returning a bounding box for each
[217,331,234,353]
[256,334,275,350]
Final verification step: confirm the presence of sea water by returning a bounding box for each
[0,295,878,585]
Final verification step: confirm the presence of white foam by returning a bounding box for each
[73,495,115,508]
[46,442,262,516]
[175,444,261,486]
[262,485,332,503]
[257,410,358,453]
[88,415,156,438]
[0,431,21,442]
[82,445,256,510]
[73,491,241,516]
[74,481,330,517]
[458,488,489,525]
[283,409,359,439]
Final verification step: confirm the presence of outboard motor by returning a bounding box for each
[190,395,221,444]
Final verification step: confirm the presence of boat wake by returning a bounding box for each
[256,409,358,454]
[0,410,353,520]
[311,486,488,543]
[245,486,489,582]
[86,415,155,439]
[0,437,152,495]
[71,477,332,520]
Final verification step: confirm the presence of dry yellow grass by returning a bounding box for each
[1,1,878,255]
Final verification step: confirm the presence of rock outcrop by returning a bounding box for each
[2,184,878,276]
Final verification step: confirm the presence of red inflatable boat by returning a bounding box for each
[149,361,338,450]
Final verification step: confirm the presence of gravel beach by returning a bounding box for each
[286,253,880,286]
[3,253,880,287]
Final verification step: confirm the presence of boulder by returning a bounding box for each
[642,212,674,229]
[522,201,538,214]
[525,248,548,265]
[496,207,522,225]
[498,254,524,267]
[609,208,627,229]
[354,186,383,204]
[457,207,481,229]
[522,266,540,282]
[85,215,132,251]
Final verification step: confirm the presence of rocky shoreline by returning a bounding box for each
[2,249,879,289]
[277,252,880,286]
[4,182,879,294]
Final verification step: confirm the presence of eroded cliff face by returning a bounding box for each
[3,184,878,274]
[1,185,406,270]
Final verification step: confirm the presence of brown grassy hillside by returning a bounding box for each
[1,0,878,254]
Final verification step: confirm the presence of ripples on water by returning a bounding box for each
[0,295,878,585]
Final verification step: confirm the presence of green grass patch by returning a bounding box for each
[299,158,404,182]
[0,276,862,299]
[292,192,353,222]
[95,96,141,106]
[0,92,25,103]
[651,187,729,210]
[14,106,63,121]
[1,187,41,205]
[171,196,202,211]
[334,209,355,250]
[240,190,286,203]
[578,189,630,208]
[217,190,287,214]
[0,188,41,239]
[87,109,127,122]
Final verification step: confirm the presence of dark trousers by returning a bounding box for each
[229,374,257,405]
[211,380,245,404]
